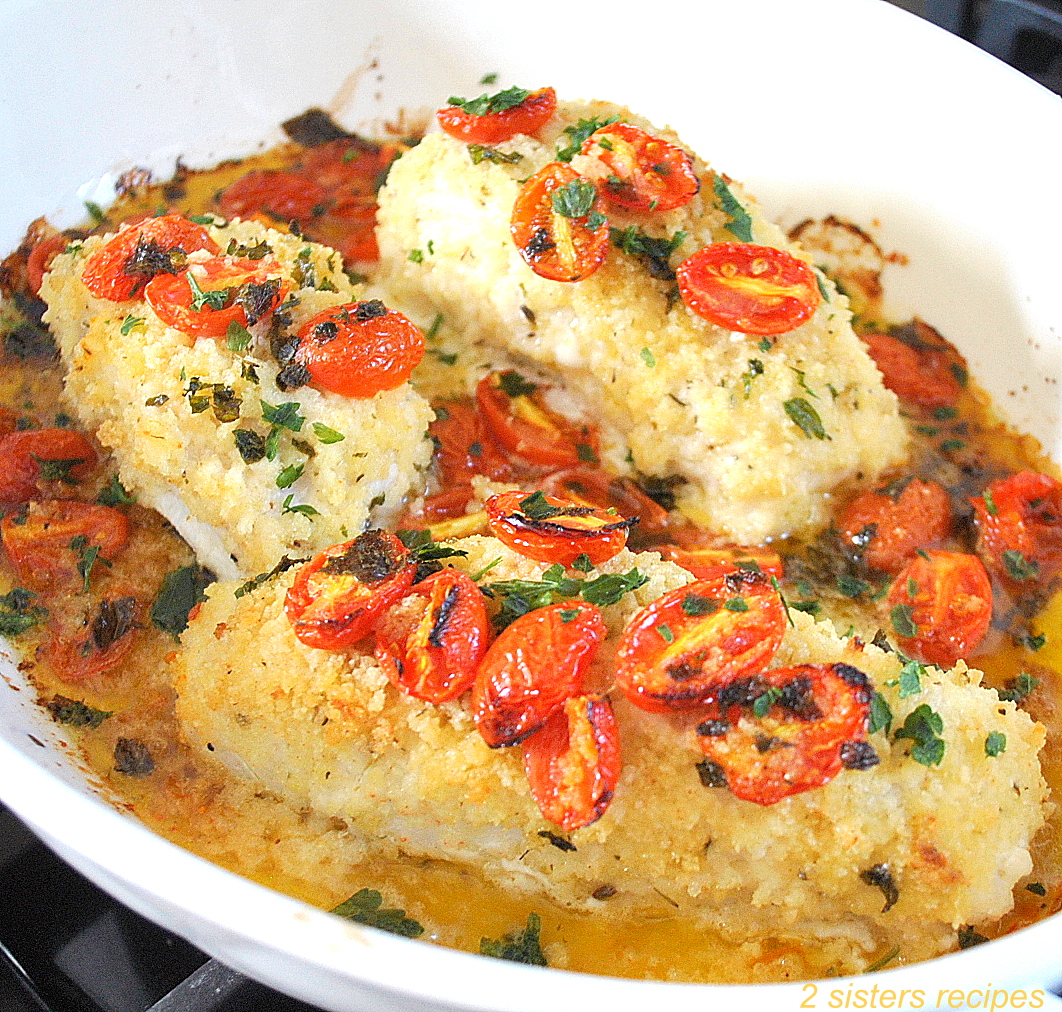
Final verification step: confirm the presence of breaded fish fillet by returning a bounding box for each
[41,220,434,579]
[172,536,1047,969]
[376,102,909,544]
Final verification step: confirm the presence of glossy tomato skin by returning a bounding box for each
[696,662,875,805]
[972,470,1062,590]
[615,571,786,713]
[437,87,556,144]
[581,123,699,213]
[838,477,953,575]
[294,301,425,398]
[510,163,609,283]
[81,215,219,302]
[475,372,598,469]
[523,694,621,831]
[657,545,784,583]
[484,490,636,568]
[1,500,130,591]
[217,170,328,223]
[47,591,140,684]
[0,428,97,505]
[145,255,286,340]
[676,242,821,336]
[285,531,416,650]
[887,550,992,667]
[860,321,965,408]
[375,569,490,703]
[429,399,514,487]
[473,600,606,748]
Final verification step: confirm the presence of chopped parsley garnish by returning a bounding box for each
[276,462,305,489]
[408,248,424,263]
[151,564,214,640]
[740,358,764,398]
[186,271,231,312]
[497,370,537,399]
[837,574,872,599]
[724,596,749,612]
[895,660,924,698]
[752,686,783,718]
[311,421,345,444]
[1023,631,1046,652]
[957,926,988,949]
[467,144,523,165]
[998,671,1039,703]
[96,475,136,507]
[281,495,319,520]
[0,588,46,637]
[484,563,646,627]
[395,529,469,582]
[556,116,620,162]
[1027,882,1047,896]
[234,555,306,599]
[479,912,547,966]
[447,85,529,117]
[656,624,675,643]
[47,695,113,728]
[70,535,106,593]
[1002,548,1039,582]
[890,603,918,639]
[32,455,88,484]
[681,593,717,617]
[985,731,1007,757]
[330,889,424,938]
[982,487,998,516]
[641,347,656,368]
[551,178,597,219]
[120,315,146,336]
[894,703,945,767]
[84,201,106,226]
[783,398,828,440]
[868,692,893,735]
[226,322,252,352]
[233,428,266,464]
[712,174,754,242]
[610,226,687,281]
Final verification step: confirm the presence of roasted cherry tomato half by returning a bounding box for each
[676,242,821,336]
[696,662,876,806]
[859,320,966,409]
[523,694,621,831]
[285,531,416,650]
[82,215,219,302]
[473,600,606,748]
[294,300,425,399]
[145,255,286,340]
[1,500,130,591]
[217,170,329,224]
[0,428,97,505]
[437,87,557,145]
[887,550,992,667]
[615,570,786,713]
[485,490,636,568]
[511,162,610,283]
[539,467,671,540]
[972,470,1062,591]
[46,591,140,684]
[375,569,490,703]
[580,122,699,213]
[476,371,598,469]
[839,477,953,575]
[657,544,784,582]
[430,399,514,487]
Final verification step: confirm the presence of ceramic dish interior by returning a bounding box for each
[1,0,1062,1009]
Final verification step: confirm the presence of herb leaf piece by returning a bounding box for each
[331,888,424,938]
[479,912,548,965]
[151,564,214,640]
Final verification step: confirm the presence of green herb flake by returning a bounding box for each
[551,178,598,219]
[656,624,675,643]
[226,322,253,352]
[897,660,924,698]
[331,889,424,938]
[894,702,945,767]
[186,270,231,312]
[752,686,783,718]
[681,593,717,617]
[32,455,88,484]
[982,487,998,516]
[233,428,266,464]
[890,603,918,639]
[957,926,988,949]
[150,564,214,640]
[1002,548,1040,582]
[1023,632,1046,652]
[868,692,894,736]
[985,731,1007,757]
[837,574,872,599]
[572,553,594,574]
[467,144,523,166]
[312,422,345,444]
[96,475,136,507]
[784,398,829,440]
[260,400,305,432]
[408,248,424,263]
[498,370,537,399]
[998,671,1040,703]
[84,201,106,226]
[72,538,105,593]
[447,85,530,117]
[120,315,146,336]
[47,695,113,728]
[1026,882,1047,897]
[480,72,498,85]
[0,588,46,637]
[741,358,764,398]
[557,116,620,162]
[641,347,656,368]
[712,174,754,242]
[724,596,749,612]
[276,462,305,489]
[281,494,320,520]
[479,912,547,966]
